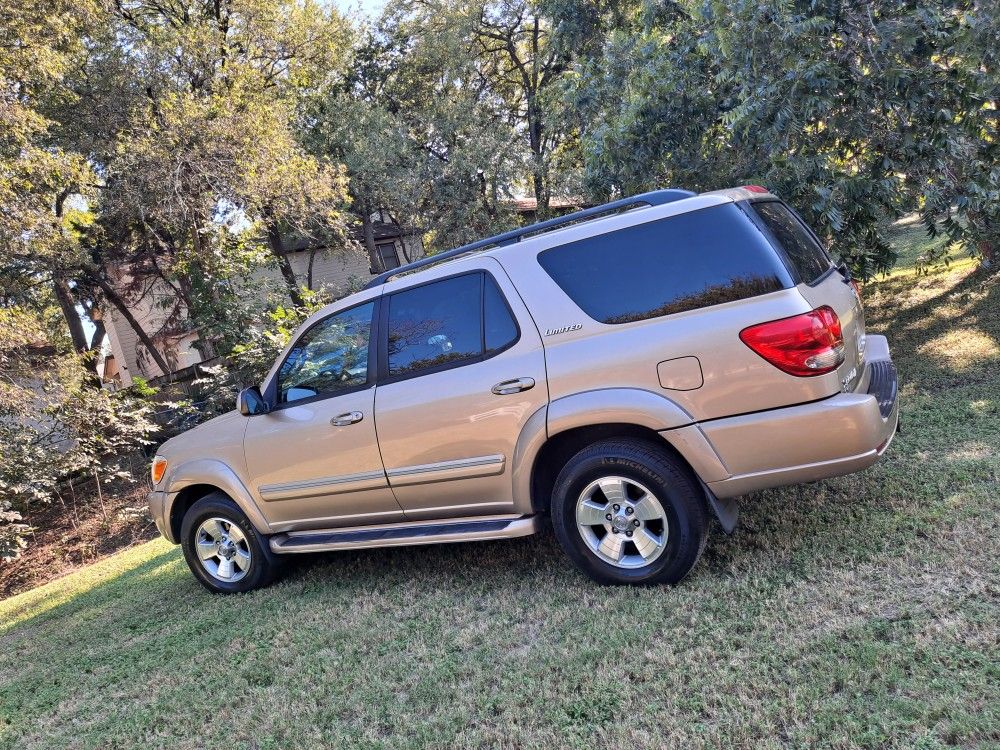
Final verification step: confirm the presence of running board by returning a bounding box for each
[269,515,541,554]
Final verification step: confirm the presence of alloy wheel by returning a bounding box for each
[195,517,252,583]
[575,476,669,569]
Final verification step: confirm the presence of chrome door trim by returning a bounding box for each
[385,454,506,487]
[258,469,388,502]
[268,508,406,533]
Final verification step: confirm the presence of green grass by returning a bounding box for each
[2,220,999,749]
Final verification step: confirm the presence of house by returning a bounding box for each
[99,217,424,389]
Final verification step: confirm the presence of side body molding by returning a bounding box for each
[510,388,731,513]
[164,459,271,539]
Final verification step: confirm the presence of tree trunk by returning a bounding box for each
[265,220,305,306]
[361,203,383,273]
[53,278,90,354]
[87,318,106,352]
[306,249,317,290]
[92,275,173,378]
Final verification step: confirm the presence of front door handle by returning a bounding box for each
[491,377,535,396]
[331,411,364,427]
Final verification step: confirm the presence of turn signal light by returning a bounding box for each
[151,456,167,485]
[740,306,845,377]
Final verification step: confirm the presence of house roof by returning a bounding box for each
[509,197,586,213]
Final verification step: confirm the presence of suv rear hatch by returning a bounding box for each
[746,199,866,393]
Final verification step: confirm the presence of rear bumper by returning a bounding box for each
[704,335,899,499]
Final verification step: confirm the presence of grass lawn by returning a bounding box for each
[2,226,998,749]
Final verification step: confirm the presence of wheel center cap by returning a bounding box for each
[612,514,630,533]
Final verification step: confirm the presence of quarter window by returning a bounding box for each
[386,272,519,377]
[537,203,793,325]
[751,201,833,284]
[277,302,374,403]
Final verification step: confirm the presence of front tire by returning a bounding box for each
[550,438,709,585]
[180,492,281,594]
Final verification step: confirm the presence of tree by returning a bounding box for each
[380,0,575,222]
[558,0,999,277]
[0,0,104,359]
[49,0,356,363]
[304,14,526,256]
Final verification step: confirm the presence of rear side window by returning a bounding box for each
[537,203,793,325]
[386,272,519,377]
[751,201,832,284]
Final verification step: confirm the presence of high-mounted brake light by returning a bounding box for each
[741,185,770,194]
[739,306,845,376]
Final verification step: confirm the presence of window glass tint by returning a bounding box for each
[388,274,482,376]
[484,275,518,352]
[537,203,792,325]
[752,201,832,284]
[278,302,374,403]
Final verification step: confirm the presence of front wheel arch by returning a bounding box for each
[168,483,225,543]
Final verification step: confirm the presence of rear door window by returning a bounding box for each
[537,203,793,325]
[385,271,519,378]
[484,274,519,353]
[751,201,833,284]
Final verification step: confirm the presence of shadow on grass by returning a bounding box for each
[868,264,1000,390]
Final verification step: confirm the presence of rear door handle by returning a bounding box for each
[331,411,364,426]
[491,377,535,395]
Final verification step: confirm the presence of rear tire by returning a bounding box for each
[180,492,281,594]
[550,438,709,585]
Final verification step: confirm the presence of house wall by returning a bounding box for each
[104,236,423,387]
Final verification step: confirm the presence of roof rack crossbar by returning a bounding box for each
[364,188,696,288]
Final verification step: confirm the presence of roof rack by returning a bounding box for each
[364,188,696,289]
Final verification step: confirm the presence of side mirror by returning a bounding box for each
[237,386,269,416]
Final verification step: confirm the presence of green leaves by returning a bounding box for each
[564,0,999,277]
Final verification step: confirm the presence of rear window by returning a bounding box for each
[537,203,793,325]
[751,201,833,284]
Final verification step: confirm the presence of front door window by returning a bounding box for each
[277,302,374,404]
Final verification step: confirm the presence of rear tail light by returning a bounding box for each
[739,306,845,376]
[741,185,770,194]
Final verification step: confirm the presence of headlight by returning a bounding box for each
[151,456,168,485]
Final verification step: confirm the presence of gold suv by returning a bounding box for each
[148,187,899,593]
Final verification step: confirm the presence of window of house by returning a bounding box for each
[377,242,401,271]
[386,273,518,377]
[277,301,374,403]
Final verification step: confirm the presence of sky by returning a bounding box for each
[332,0,385,18]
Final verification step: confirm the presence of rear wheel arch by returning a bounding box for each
[529,423,700,514]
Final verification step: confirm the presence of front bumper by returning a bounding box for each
[704,335,899,499]
[148,489,172,541]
